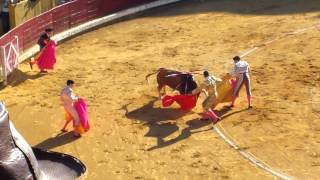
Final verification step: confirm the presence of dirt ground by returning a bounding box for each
[1,0,320,179]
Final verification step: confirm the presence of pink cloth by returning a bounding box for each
[37,40,56,70]
[74,98,90,131]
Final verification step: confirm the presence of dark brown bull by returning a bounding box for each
[146,68,198,97]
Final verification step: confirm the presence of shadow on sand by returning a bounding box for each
[0,68,45,89]
[123,97,248,151]
[216,105,248,119]
[34,131,80,150]
[122,98,189,123]
[142,0,320,17]
[146,118,212,151]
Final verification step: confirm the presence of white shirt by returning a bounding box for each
[193,75,222,97]
[231,60,250,76]
[205,75,222,86]
[60,86,78,106]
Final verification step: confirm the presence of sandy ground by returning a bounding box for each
[1,0,320,179]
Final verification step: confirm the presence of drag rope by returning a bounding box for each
[214,124,294,180]
[213,23,320,180]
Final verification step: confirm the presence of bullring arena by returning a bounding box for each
[1,0,320,179]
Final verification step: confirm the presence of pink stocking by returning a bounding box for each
[206,109,219,123]
[202,111,210,120]
[231,96,237,106]
[247,95,252,107]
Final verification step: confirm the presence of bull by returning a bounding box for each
[145,68,198,98]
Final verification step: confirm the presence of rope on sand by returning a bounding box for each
[240,24,318,58]
[214,23,320,179]
[213,124,294,180]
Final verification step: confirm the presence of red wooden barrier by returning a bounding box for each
[0,0,156,82]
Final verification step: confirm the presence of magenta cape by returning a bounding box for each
[37,41,56,70]
[162,94,198,111]
[74,98,90,131]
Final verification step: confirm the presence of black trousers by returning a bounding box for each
[1,12,10,33]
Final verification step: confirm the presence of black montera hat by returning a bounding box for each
[45,28,54,32]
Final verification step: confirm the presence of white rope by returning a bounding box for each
[214,23,320,180]
[213,125,294,180]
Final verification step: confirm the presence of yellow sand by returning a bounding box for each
[1,0,320,179]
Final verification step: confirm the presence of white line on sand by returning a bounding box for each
[16,1,318,178]
[213,124,294,180]
[214,23,320,180]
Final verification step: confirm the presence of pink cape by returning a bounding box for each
[37,40,56,70]
[74,98,90,131]
[162,94,198,111]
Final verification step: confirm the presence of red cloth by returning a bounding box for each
[162,94,198,111]
[37,40,56,70]
[74,98,90,131]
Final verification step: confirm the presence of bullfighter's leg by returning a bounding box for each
[64,105,81,137]
[230,75,244,107]
[61,120,70,132]
[201,95,221,123]
[158,84,164,99]
[243,74,252,108]
[61,111,72,132]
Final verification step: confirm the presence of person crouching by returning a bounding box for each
[192,70,222,123]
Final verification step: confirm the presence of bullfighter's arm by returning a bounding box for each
[213,75,222,82]
[191,83,205,95]
[202,89,208,98]
[64,88,79,103]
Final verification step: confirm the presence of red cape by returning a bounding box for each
[162,94,198,111]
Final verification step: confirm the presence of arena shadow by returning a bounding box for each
[142,0,320,17]
[216,105,248,119]
[34,131,80,150]
[192,105,247,122]
[123,98,190,123]
[122,98,194,149]
[147,118,212,151]
[123,99,250,150]
[0,68,45,89]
